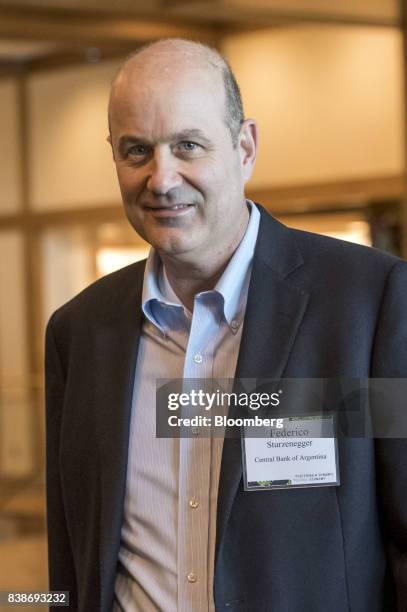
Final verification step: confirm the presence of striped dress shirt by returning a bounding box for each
[113,201,260,611]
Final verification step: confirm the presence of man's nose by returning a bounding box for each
[146,149,182,195]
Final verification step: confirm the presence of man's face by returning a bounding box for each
[109,62,256,263]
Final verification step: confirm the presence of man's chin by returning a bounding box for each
[150,233,202,260]
[155,241,196,259]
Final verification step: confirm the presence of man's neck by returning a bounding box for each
[159,208,250,312]
[163,262,226,312]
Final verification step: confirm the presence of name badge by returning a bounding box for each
[242,415,339,491]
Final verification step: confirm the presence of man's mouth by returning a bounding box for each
[143,203,195,217]
[145,203,194,210]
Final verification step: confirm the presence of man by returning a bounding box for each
[45,38,407,611]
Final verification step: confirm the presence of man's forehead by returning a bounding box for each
[114,61,221,101]
[112,76,221,118]
[109,42,225,112]
[113,106,219,146]
[109,62,225,133]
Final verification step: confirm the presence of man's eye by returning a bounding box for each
[177,141,200,152]
[127,144,148,156]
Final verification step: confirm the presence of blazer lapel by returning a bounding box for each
[215,207,310,564]
[90,263,146,611]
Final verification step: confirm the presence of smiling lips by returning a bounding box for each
[144,203,195,217]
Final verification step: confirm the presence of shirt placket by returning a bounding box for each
[177,295,220,612]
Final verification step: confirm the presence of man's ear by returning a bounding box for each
[239,119,258,183]
[106,133,116,161]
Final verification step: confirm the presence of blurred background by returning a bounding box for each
[0,0,406,607]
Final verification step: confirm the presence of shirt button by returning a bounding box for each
[194,353,203,364]
[231,319,239,330]
[187,572,197,583]
[189,499,199,509]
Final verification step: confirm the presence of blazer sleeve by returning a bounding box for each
[372,260,407,609]
[45,313,78,608]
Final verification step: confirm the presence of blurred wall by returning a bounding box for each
[222,25,405,187]
[28,61,121,211]
[0,80,22,214]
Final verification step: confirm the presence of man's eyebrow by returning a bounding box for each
[117,129,212,152]
[170,129,212,144]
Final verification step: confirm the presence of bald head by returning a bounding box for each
[108,38,244,146]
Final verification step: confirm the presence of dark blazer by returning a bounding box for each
[45,205,407,611]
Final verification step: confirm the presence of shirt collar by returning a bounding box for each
[141,250,183,333]
[214,199,260,328]
[142,200,260,332]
